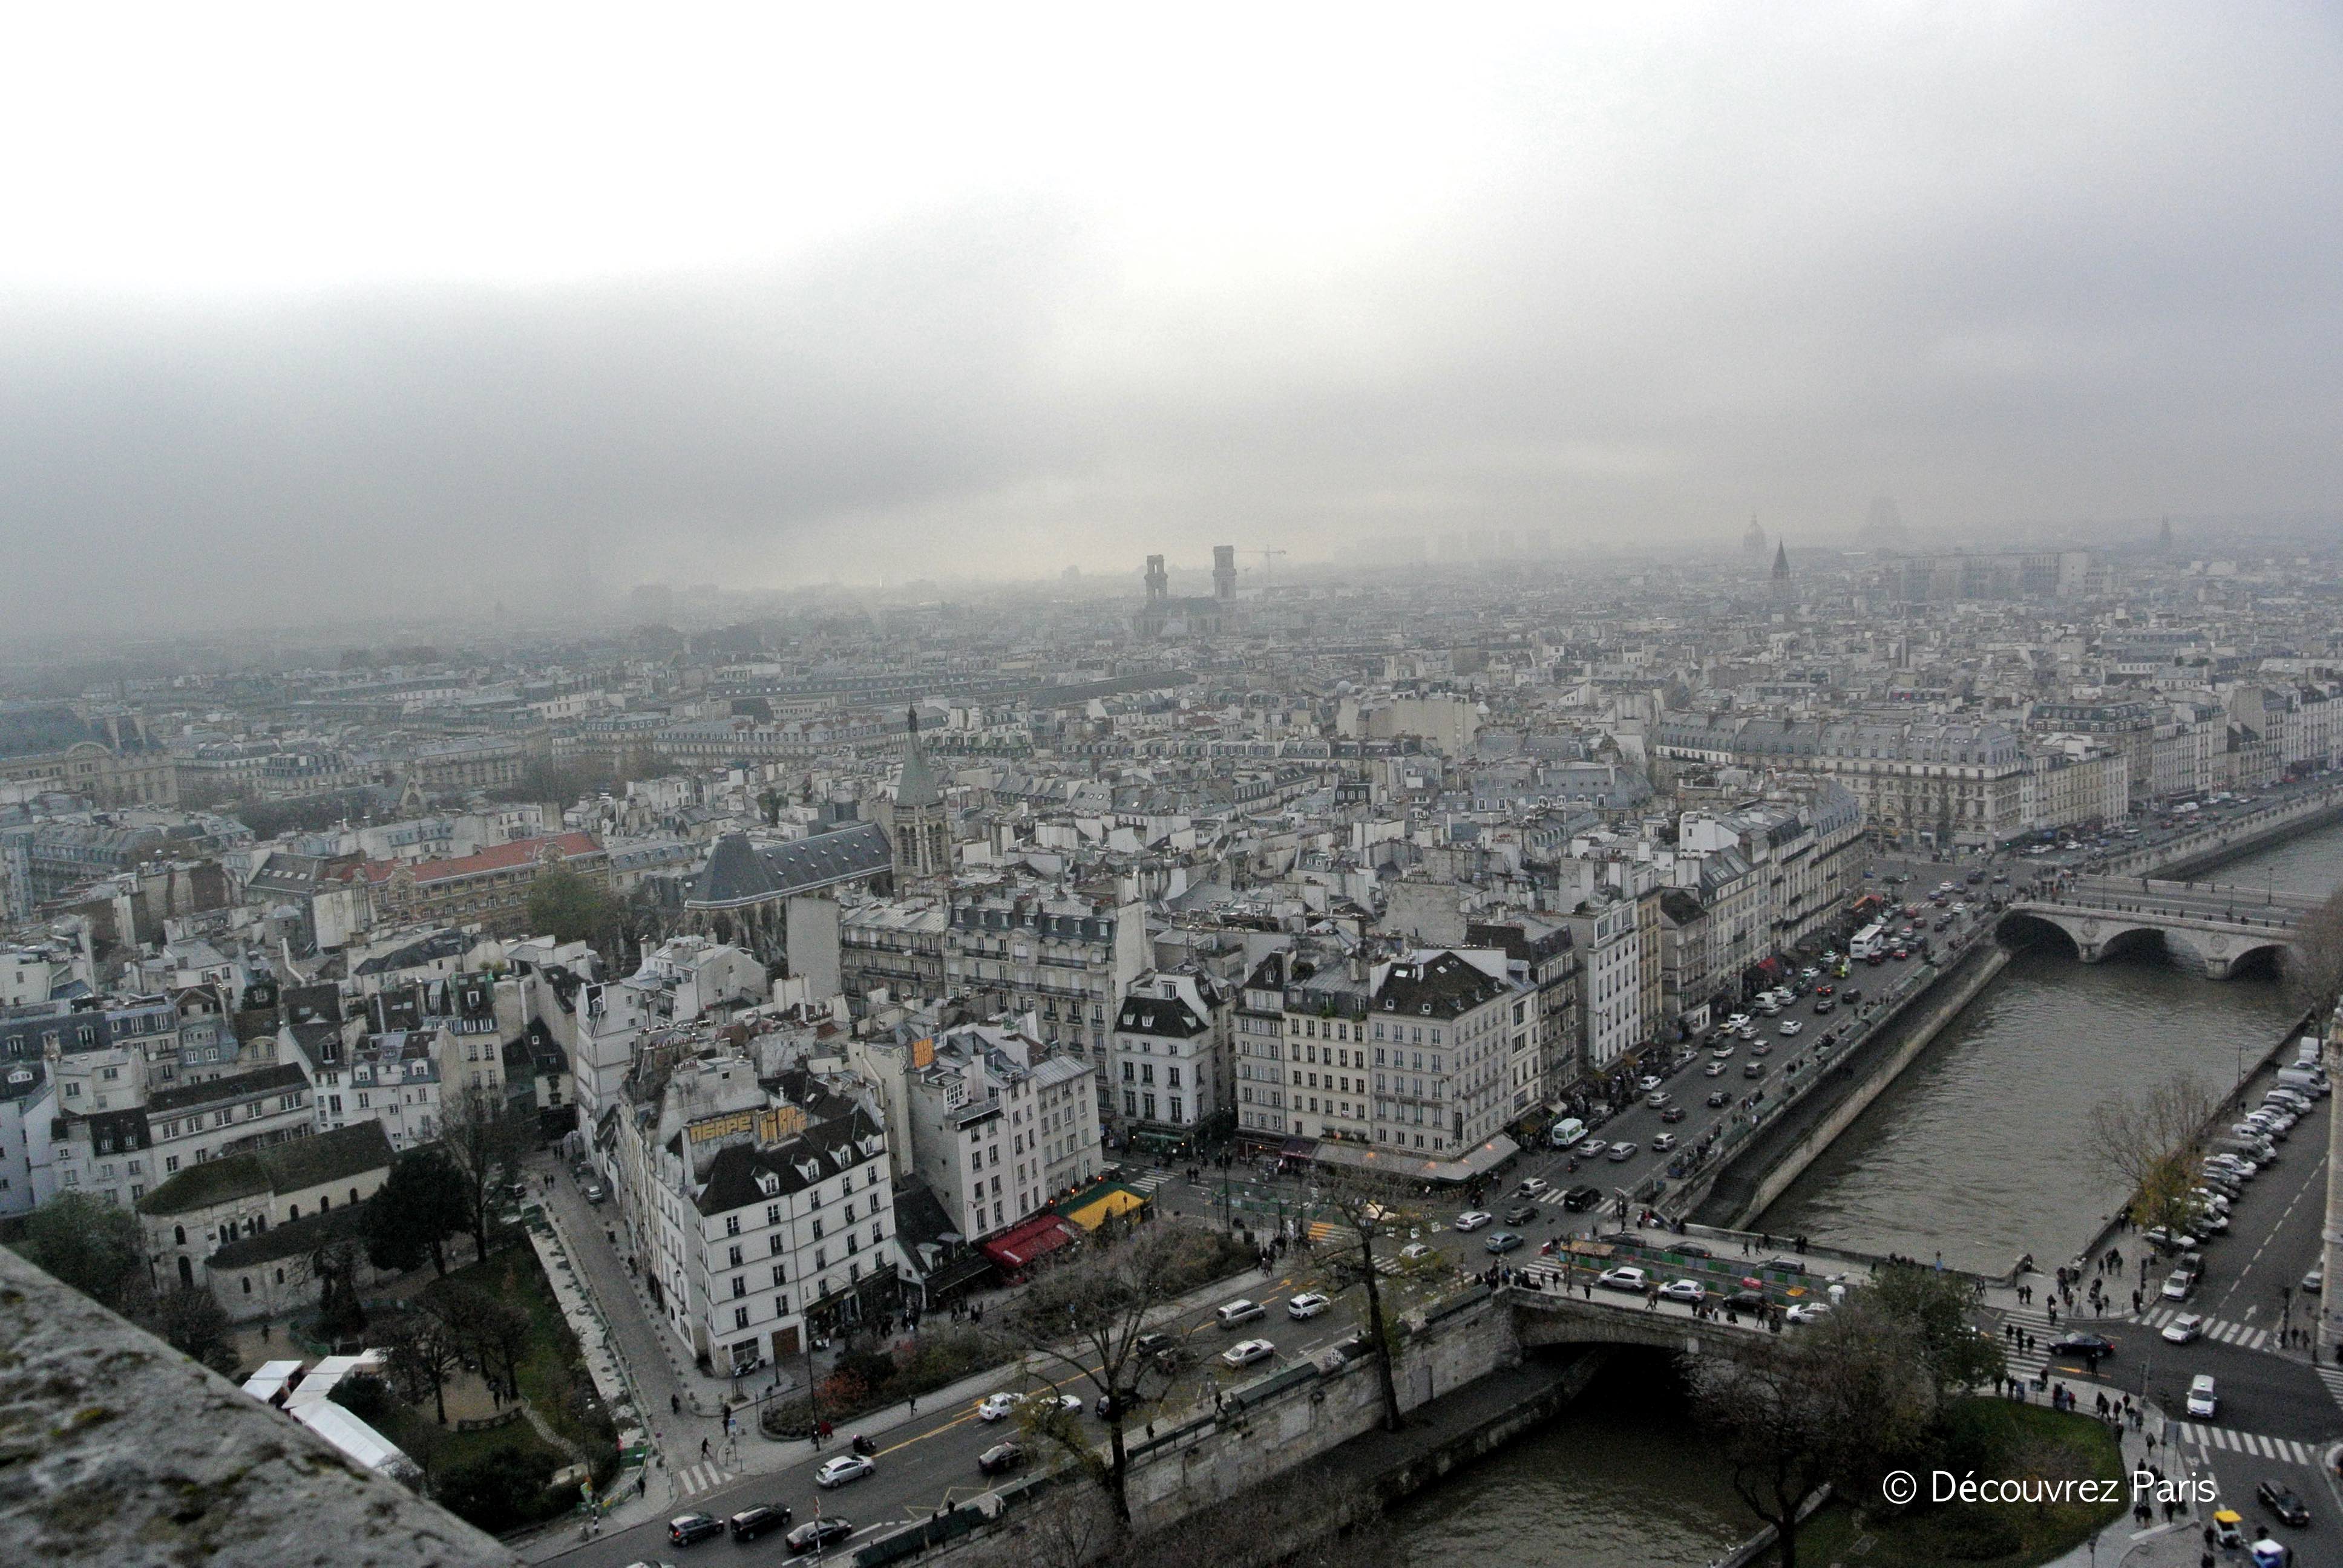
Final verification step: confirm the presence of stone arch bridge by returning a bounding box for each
[2001,875,2312,979]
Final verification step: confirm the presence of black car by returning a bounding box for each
[1721,1289,1767,1313]
[669,1513,724,1546]
[1095,1390,1142,1420]
[2048,1331,2115,1359]
[787,1517,856,1553]
[1707,1089,1730,1107]
[1841,987,1863,1002]
[1504,1203,1539,1225]
[730,1506,793,1541]
[1561,1185,1604,1211]
[978,1440,1027,1475]
[1659,1105,1686,1123]
[2257,1479,2312,1526]
[1676,1243,1713,1259]
[1133,1331,1176,1359]
[1760,1258,1807,1276]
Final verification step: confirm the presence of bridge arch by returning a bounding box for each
[1996,911,2079,958]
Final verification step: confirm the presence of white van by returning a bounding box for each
[2296,1037,2324,1069]
[1216,1299,1267,1329]
[2275,1067,2329,1098]
[1550,1117,1588,1150]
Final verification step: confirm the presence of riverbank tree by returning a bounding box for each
[2082,1071,2220,1243]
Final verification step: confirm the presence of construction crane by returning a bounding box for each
[1256,549,1288,579]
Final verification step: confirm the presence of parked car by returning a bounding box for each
[669,1514,724,1547]
[816,1454,876,1489]
[1222,1338,1277,1368]
[1785,1302,1831,1324]
[1287,1291,1331,1319]
[1134,1331,1178,1360]
[1398,1243,1432,1261]
[729,1506,793,1541]
[2304,1267,2324,1295]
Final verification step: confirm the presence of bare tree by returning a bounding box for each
[437,1085,531,1264]
[2082,1072,2220,1246]
[2285,883,2343,1014]
[383,1299,466,1426]
[990,1220,1227,1531]
[1682,1303,1934,1568]
[1312,1175,1410,1432]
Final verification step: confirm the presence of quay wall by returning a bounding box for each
[1689,941,2013,1233]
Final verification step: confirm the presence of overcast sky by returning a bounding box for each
[2,4,2338,632]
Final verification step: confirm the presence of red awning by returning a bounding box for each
[980,1214,1078,1271]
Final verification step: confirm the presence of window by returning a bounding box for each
[734,1305,750,1330]
[765,1203,780,1226]
[726,1215,741,1236]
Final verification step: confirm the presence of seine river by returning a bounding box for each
[1386,821,2343,1568]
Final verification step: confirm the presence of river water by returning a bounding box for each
[1383,821,2343,1568]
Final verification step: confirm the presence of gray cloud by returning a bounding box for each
[2,7,2339,634]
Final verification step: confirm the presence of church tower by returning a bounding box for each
[1771,540,1792,604]
[1743,513,1768,563]
[889,707,951,885]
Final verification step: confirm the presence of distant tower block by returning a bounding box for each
[1743,513,1768,560]
[1144,554,1168,604]
[1212,545,1237,603]
[2157,515,2174,552]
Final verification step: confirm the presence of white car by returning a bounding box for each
[1031,1392,1082,1417]
[1453,1211,1493,1232]
[1596,1265,1649,1293]
[1711,1042,1736,1058]
[1576,1137,1610,1158]
[2185,1374,2217,1419]
[816,1454,876,1489]
[1704,1061,1728,1077]
[2161,1313,2205,1345]
[1517,1177,1551,1196]
[2160,1270,2194,1302]
[1777,1020,1803,1037]
[1286,1291,1331,1320]
[1222,1338,1276,1368]
[1657,1278,1706,1304]
[977,1393,1020,1422]
[1399,1243,1433,1261]
[1786,1302,1831,1324]
[1652,1134,1677,1152]
[1723,1014,1752,1031]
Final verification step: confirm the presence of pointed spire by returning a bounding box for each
[1772,540,1789,578]
[896,705,942,811]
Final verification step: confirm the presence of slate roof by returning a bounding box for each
[693,1105,886,1218]
[137,1120,393,1216]
[686,822,893,910]
[146,1062,309,1116]
[1373,951,1510,1021]
[1115,994,1208,1037]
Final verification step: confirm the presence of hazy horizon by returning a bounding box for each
[3,5,2339,635]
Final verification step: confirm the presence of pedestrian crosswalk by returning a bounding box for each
[673,1460,735,1498]
[2312,1362,2343,1414]
[2171,1421,2323,1468]
[2126,1304,2272,1352]
[1129,1170,1172,1194]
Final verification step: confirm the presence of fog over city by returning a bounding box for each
[1,4,2339,632]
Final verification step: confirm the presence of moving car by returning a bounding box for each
[1485,1231,1524,1254]
[1785,1302,1831,1325]
[1607,1142,1638,1161]
[1704,1060,1728,1077]
[817,1454,876,1489]
[1216,1299,1267,1328]
[1134,1331,1178,1359]
[1504,1203,1540,1224]
[1453,1210,1493,1231]
[1657,1278,1706,1304]
[1518,1177,1552,1196]
[1576,1137,1611,1158]
[1398,1243,1432,1261]
[978,1441,1026,1476]
[1651,1134,1677,1152]
[1596,1265,1649,1293]
[1287,1291,1331,1319]
[1222,1338,1276,1368]
[787,1517,856,1554]
[1031,1392,1083,1417]
[729,1506,793,1541]
[1562,1185,1604,1211]
[2161,1313,2205,1345]
[2186,1374,2218,1419]
[668,1514,724,1547]
[2304,1267,2325,1295]
[1707,1089,1731,1107]
[2048,1331,2115,1360]
[1722,1289,1767,1313]
[2256,1480,2313,1527]
[1777,1019,1803,1037]
[1660,1105,1686,1123]
[2161,1267,2195,1302]
[977,1393,1021,1422]
[1645,1090,1672,1108]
